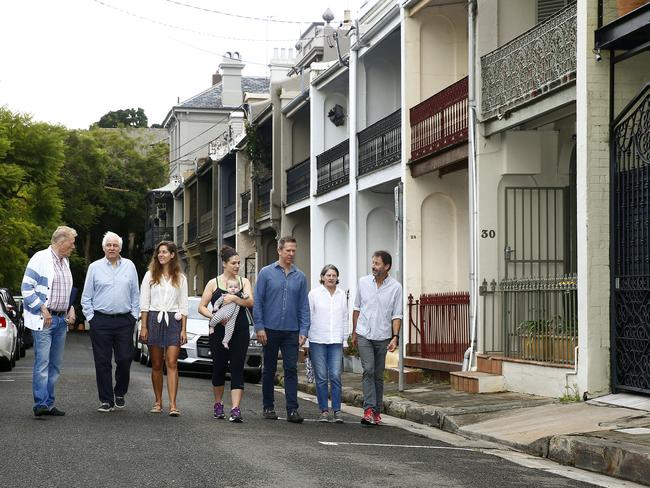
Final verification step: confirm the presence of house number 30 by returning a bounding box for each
[481,230,496,238]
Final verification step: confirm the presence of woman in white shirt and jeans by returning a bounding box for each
[139,241,188,416]
[308,264,348,423]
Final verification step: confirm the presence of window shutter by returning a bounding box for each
[537,0,569,22]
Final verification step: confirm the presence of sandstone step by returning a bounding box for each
[385,367,423,384]
[450,371,505,393]
[476,354,503,375]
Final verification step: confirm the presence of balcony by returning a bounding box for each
[410,77,468,163]
[256,177,272,218]
[240,190,250,224]
[358,109,401,176]
[316,139,349,195]
[286,158,310,205]
[187,221,197,242]
[176,223,184,246]
[480,3,576,120]
[199,211,212,236]
[223,203,235,233]
[144,227,174,251]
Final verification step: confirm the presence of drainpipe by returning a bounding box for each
[465,0,480,372]
[349,21,359,335]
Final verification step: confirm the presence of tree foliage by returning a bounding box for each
[0,108,66,288]
[95,108,149,128]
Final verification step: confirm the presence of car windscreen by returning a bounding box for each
[187,299,209,321]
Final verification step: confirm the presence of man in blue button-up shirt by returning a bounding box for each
[254,236,310,423]
[81,231,140,412]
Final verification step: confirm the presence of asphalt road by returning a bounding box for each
[1,333,602,488]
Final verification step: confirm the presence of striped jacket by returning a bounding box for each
[21,247,70,331]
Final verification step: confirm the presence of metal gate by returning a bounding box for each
[612,85,650,395]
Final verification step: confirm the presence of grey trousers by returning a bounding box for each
[357,335,390,411]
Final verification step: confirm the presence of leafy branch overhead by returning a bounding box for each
[244,122,271,183]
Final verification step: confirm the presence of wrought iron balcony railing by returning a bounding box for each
[144,227,174,251]
[199,211,212,236]
[357,109,401,176]
[240,190,250,224]
[176,223,184,246]
[480,3,576,120]
[410,77,468,161]
[256,177,272,217]
[316,139,349,194]
[286,158,310,205]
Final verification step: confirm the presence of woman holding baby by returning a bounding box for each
[139,241,188,417]
[199,245,254,423]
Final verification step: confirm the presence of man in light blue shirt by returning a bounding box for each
[254,236,310,423]
[81,231,140,412]
[352,250,402,426]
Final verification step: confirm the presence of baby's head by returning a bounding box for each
[226,278,241,294]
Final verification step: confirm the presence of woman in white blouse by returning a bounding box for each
[139,241,188,416]
[308,264,348,423]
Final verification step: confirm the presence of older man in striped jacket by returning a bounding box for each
[22,226,77,417]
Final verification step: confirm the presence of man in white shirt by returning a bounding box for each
[351,250,402,425]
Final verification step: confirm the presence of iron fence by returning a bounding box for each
[407,292,470,364]
[358,109,401,176]
[176,223,184,246]
[481,275,578,365]
[223,203,235,233]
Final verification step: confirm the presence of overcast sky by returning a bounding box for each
[0,0,361,129]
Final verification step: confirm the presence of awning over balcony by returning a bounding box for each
[595,3,650,57]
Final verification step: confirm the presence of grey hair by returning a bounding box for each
[102,231,123,250]
[51,226,77,245]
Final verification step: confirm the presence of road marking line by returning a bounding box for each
[319,441,473,451]
[0,379,16,382]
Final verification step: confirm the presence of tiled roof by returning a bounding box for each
[178,77,270,110]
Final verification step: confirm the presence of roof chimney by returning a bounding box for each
[219,52,245,107]
[269,47,296,83]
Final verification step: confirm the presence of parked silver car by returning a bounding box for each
[134,296,262,383]
[0,296,18,372]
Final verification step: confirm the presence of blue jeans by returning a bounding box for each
[309,342,343,412]
[262,329,299,413]
[357,335,390,412]
[32,315,67,410]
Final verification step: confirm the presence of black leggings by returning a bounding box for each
[210,319,249,390]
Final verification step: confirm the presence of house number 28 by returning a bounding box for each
[481,229,496,238]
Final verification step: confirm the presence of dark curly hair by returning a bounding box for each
[220,245,239,263]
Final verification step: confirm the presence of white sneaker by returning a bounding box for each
[319,410,330,422]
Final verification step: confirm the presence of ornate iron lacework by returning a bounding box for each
[612,88,650,394]
[357,109,401,176]
[480,2,576,120]
[316,139,349,194]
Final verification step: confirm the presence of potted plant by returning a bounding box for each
[515,318,554,361]
[343,335,363,373]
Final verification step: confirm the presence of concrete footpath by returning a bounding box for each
[284,365,650,486]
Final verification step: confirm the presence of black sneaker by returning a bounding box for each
[33,406,49,417]
[97,403,114,413]
[44,407,65,416]
[263,408,278,420]
[287,410,304,423]
[115,396,126,409]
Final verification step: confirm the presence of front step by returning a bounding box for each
[385,367,423,384]
[450,371,505,393]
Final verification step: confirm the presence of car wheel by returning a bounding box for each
[244,370,262,384]
[0,357,10,372]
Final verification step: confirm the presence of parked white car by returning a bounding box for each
[0,298,18,372]
[134,296,262,383]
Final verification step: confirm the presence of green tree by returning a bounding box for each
[95,108,149,128]
[61,128,168,274]
[0,108,66,289]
